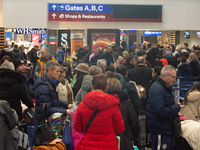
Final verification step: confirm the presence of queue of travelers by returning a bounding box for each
[0,41,200,150]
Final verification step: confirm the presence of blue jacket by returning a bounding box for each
[177,63,191,84]
[98,52,113,66]
[34,74,69,126]
[146,77,180,135]
[55,50,64,64]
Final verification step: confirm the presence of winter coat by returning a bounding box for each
[90,55,100,65]
[55,50,64,64]
[181,91,200,120]
[129,64,152,91]
[189,59,199,77]
[181,120,200,150]
[113,55,123,68]
[34,74,70,126]
[177,62,191,84]
[107,90,140,150]
[146,77,181,135]
[73,75,85,98]
[125,81,141,117]
[77,49,91,64]
[98,52,113,66]
[56,77,74,103]
[74,91,125,150]
[12,48,24,60]
[30,48,38,63]
[155,56,168,67]
[0,68,34,120]
[71,110,84,150]
[75,75,93,104]
[0,48,13,61]
[146,48,159,67]
[0,101,18,150]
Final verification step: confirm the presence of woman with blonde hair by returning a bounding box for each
[107,78,139,150]
[181,82,200,120]
[188,53,197,62]
[120,51,129,65]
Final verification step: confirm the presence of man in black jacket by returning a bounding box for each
[29,45,39,78]
[146,43,159,67]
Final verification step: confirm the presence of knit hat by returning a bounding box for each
[75,63,89,74]
[89,66,102,76]
[13,59,25,70]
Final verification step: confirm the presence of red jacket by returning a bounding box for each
[74,91,125,150]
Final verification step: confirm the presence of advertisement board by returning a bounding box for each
[58,30,71,47]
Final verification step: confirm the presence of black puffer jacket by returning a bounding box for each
[0,68,34,120]
[107,90,140,150]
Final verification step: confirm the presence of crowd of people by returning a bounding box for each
[0,40,200,150]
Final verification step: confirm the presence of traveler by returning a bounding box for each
[55,47,64,64]
[98,46,113,66]
[0,55,12,65]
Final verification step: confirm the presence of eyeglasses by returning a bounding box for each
[168,74,176,79]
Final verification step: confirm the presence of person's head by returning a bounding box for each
[1,62,15,70]
[105,66,115,73]
[127,56,136,66]
[111,42,116,47]
[180,57,187,63]
[191,45,197,52]
[160,65,176,87]
[105,71,116,78]
[84,45,90,51]
[122,51,129,58]
[33,45,39,50]
[116,65,128,77]
[62,62,71,72]
[183,43,188,48]
[95,45,100,50]
[106,46,112,54]
[137,50,147,58]
[89,66,102,76]
[107,78,122,91]
[14,44,18,49]
[183,82,200,105]
[136,44,141,49]
[19,46,23,52]
[75,45,80,52]
[176,44,182,51]
[4,45,9,48]
[137,56,145,64]
[75,63,89,78]
[147,43,151,49]
[0,55,12,65]
[169,44,175,52]
[160,48,167,57]
[113,48,119,57]
[46,62,61,80]
[92,74,107,92]
[195,50,200,58]
[41,47,49,60]
[94,48,100,56]
[60,66,66,78]
[152,66,162,78]
[57,47,62,51]
[97,59,107,73]
[188,53,197,62]
[13,59,25,73]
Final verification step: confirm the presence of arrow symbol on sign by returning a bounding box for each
[52,13,56,19]
[52,5,56,10]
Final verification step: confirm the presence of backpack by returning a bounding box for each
[33,138,66,150]
[18,130,30,150]
[12,51,20,60]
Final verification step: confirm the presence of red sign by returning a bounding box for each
[32,34,39,45]
[48,12,162,22]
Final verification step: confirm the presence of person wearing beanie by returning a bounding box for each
[72,63,89,98]
[0,62,34,120]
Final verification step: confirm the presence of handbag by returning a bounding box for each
[62,124,73,150]
[32,103,56,146]
[33,138,66,150]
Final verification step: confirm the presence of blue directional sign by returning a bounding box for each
[143,31,162,36]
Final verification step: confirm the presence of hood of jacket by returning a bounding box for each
[34,74,56,91]
[156,55,165,59]
[82,75,93,91]
[107,90,129,103]
[187,91,200,102]
[13,48,20,52]
[82,91,122,110]
[0,68,26,85]
[177,62,190,70]
[115,73,127,93]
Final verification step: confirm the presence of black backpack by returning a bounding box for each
[12,51,20,60]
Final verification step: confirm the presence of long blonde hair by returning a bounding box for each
[183,82,200,105]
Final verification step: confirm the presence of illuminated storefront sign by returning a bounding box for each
[16,28,46,34]
[143,31,162,36]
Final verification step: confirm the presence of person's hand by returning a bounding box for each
[110,63,114,67]
[68,104,73,109]
[66,109,74,118]
[178,103,185,109]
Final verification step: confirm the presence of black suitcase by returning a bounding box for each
[174,137,193,150]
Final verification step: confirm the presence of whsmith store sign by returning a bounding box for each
[48,4,162,22]
[16,28,47,34]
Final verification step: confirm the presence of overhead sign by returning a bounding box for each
[143,31,162,36]
[48,4,162,22]
[16,28,46,34]
[58,30,71,47]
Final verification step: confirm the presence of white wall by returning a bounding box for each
[180,31,200,49]
[0,0,3,27]
[3,0,200,30]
